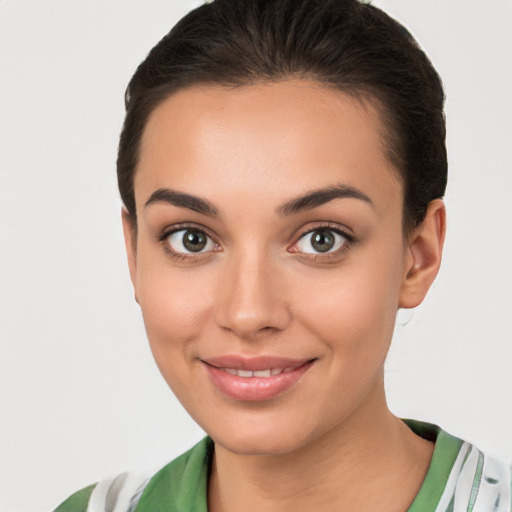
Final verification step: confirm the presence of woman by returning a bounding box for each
[54,0,511,510]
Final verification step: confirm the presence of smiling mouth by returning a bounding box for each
[202,357,316,401]
[221,367,299,378]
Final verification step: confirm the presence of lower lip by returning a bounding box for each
[204,361,315,402]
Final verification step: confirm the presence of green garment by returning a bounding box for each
[54,421,511,512]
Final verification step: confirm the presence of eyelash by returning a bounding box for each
[291,222,356,262]
[157,222,356,263]
[157,224,220,262]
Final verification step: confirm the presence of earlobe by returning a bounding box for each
[399,199,446,309]
[121,208,139,303]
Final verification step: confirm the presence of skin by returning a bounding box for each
[123,80,446,511]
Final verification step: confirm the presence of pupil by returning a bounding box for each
[311,230,334,252]
[183,231,207,252]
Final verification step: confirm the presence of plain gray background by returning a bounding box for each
[1,1,511,511]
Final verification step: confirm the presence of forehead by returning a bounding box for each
[136,80,402,215]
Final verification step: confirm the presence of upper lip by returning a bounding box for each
[201,355,315,371]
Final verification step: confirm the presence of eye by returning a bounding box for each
[166,229,216,254]
[295,228,348,254]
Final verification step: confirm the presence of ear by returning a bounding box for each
[121,208,139,302]
[399,199,446,309]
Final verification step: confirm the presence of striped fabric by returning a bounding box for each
[433,442,511,512]
[56,423,511,512]
[86,472,150,512]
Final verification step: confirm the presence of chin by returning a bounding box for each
[216,434,304,457]
[205,416,319,457]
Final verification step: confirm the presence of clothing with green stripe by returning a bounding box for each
[54,421,512,512]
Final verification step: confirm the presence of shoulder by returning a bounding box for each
[52,473,150,512]
[53,484,95,512]
[406,420,512,512]
[446,441,512,512]
[52,437,212,512]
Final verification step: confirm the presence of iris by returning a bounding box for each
[183,230,208,252]
[310,230,335,252]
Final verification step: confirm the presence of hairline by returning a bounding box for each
[124,76,409,234]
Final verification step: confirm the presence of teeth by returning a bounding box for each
[253,369,271,377]
[222,368,288,378]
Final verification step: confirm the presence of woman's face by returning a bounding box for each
[125,80,418,455]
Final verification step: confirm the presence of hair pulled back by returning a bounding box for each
[118,0,447,232]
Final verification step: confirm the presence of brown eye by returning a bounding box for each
[183,231,207,252]
[310,230,335,252]
[166,229,214,254]
[296,229,347,254]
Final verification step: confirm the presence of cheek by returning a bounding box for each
[135,253,215,356]
[135,260,218,403]
[291,252,403,361]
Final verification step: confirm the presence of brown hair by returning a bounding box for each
[118,0,447,232]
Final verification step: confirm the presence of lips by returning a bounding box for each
[201,356,316,401]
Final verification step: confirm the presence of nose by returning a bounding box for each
[214,249,291,340]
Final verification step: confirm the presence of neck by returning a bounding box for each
[208,380,433,512]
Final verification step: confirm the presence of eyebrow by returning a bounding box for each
[277,184,374,216]
[144,183,373,218]
[144,188,220,217]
